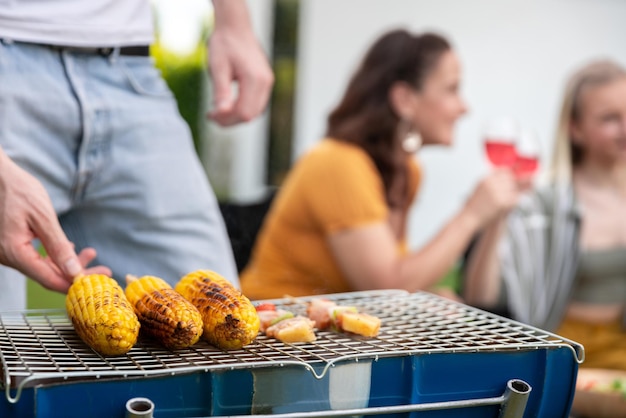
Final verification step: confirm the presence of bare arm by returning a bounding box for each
[462,215,506,307]
[328,170,520,292]
[463,174,534,307]
[0,148,111,292]
[208,0,275,126]
[329,209,480,292]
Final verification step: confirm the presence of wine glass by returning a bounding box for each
[483,117,519,168]
[513,128,541,179]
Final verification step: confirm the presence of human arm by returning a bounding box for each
[328,170,520,292]
[329,209,479,292]
[0,148,111,292]
[207,0,274,126]
[463,174,535,307]
[462,215,507,307]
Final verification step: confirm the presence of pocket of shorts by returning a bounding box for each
[119,56,173,98]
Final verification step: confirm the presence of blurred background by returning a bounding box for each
[156,0,626,244]
[27,0,626,306]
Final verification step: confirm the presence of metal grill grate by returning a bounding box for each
[1,290,584,403]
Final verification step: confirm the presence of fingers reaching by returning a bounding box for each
[77,248,112,277]
[9,242,74,293]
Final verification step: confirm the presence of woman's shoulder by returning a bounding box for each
[299,138,377,171]
[311,138,370,157]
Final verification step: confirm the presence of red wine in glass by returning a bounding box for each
[485,140,517,167]
[514,154,539,177]
[482,117,519,168]
[514,128,541,179]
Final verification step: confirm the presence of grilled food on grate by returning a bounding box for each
[265,316,316,343]
[305,299,336,329]
[256,303,316,343]
[175,270,260,350]
[336,310,381,337]
[307,298,381,337]
[256,302,293,332]
[66,274,140,356]
[125,275,203,349]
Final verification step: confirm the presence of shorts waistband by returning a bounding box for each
[0,40,150,57]
[48,45,150,57]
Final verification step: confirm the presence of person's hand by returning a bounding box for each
[515,172,535,193]
[0,151,111,293]
[207,0,274,126]
[463,169,521,229]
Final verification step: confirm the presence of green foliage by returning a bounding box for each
[27,279,65,310]
[434,263,462,293]
[151,42,207,155]
[27,245,65,309]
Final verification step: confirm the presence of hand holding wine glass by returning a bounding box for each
[482,118,540,187]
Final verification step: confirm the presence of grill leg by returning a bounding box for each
[498,379,532,418]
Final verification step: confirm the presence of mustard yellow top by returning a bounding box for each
[240,139,421,300]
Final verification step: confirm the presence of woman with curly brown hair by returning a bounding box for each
[241,29,521,300]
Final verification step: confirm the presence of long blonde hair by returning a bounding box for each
[550,59,626,183]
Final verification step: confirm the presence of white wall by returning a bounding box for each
[294,0,626,248]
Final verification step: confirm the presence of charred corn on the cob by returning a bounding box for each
[125,275,203,349]
[175,270,260,350]
[66,274,140,356]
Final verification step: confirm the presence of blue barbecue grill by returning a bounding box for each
[0,290,583,418]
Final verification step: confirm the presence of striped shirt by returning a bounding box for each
[499,182,581,331]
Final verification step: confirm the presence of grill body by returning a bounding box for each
[0,290,583,418]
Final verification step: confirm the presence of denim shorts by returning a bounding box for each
[0,41,238,308]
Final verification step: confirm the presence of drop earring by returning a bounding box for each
[402,129,422,153]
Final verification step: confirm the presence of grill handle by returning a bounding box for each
[205,379,531,418]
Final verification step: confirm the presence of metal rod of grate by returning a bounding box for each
[1,290,583,404]
[184,379,531,418]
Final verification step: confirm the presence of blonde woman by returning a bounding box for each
[463,59,626,417]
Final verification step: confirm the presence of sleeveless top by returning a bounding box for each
[570,247,626,304]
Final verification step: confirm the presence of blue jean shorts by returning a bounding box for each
[0,40,238,299]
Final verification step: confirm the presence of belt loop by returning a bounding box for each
[108,47,121,64]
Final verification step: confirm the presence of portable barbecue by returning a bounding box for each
[0,290,583,417]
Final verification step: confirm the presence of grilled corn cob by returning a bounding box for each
[175,270,260,350]
[66,274,140,356]
[125,275,203,349]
